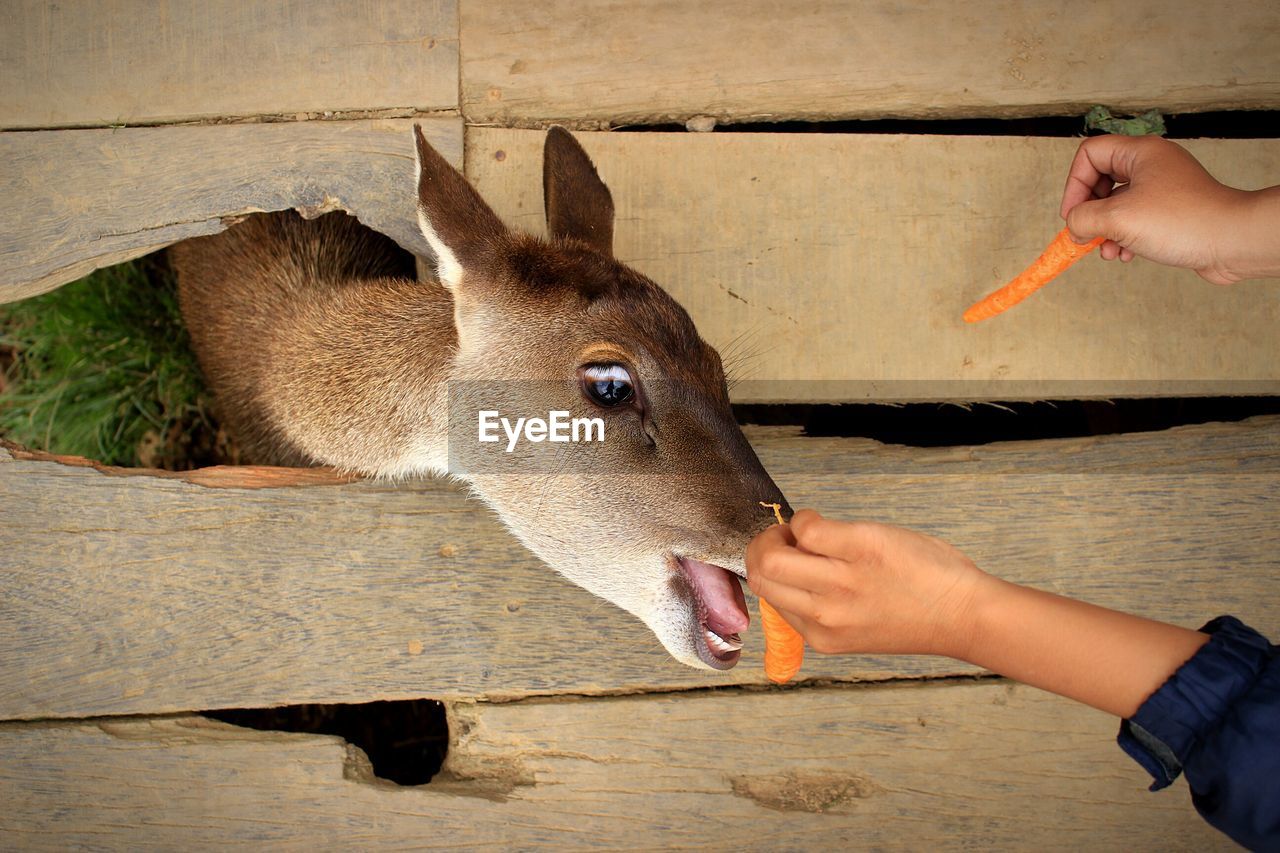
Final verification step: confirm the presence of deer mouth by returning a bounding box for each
[676,556,749,670]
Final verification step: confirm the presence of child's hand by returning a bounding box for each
[745,510,989,658]
[747,509,1211,719]
[1061,135,1278,285]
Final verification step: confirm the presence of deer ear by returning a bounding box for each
[414,124,507,291]
[543,126,615,256]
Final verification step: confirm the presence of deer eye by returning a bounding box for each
[581,364,635,407]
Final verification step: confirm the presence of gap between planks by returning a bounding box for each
[0,672,1008,729]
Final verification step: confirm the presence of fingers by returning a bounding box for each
[1064,196,1116,244]
[744,521,792,593]
[745,521,795,567]
[1061,165,1112,218]
[1060,136,1153,244]
[762,545,841,594]
[1097,240,1135,262]
[748,573,818,619]
[790,509,881,564]
[748,527,840,591]
[747,510,888,637]
[1090,173,1116,201]
[1060,135,1140,220]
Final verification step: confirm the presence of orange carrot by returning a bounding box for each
[964,227,1105,323]
[759,597,804,684]
[757,501,804,684]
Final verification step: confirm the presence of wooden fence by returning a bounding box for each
[2,1,1278,848]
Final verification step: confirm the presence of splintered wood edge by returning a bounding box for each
[0,439,356,490]
[0,118,461,304]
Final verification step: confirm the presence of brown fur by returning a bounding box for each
[172,213,454,472]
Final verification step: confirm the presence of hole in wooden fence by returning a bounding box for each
[0,251,228,469]
[0,211,418,471]
[205,699,449,786]
[735,396,1280,447]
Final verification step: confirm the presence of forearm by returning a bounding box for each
[1229,185,1280,281]
[953,577,1209,719]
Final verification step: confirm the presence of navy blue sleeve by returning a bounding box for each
[1118,616,1280,850]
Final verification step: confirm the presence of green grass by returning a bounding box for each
[0,256,219,468]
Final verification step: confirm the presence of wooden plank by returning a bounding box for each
[0,118,458,304]
[8,126,1275,401]
[2,0,458,130]
[0,683,1231,848]
[459,0,1280,126]
[468,130,1280,402]
[1,418,1277,719]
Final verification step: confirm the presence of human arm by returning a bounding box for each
[1059,134,1280,285]
[744,511,1206,718]
[744,511,1280,846]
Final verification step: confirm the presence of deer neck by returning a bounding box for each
[258,275,459,479]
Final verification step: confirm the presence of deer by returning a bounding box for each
[169,125,790,671]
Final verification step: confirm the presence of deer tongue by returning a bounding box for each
[679,557,749,636]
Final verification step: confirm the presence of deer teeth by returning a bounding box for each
[704,629,744,653]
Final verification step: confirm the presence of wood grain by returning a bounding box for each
[0,683,1231,848]
[468,130,1280,402]
[9,127,1276,401]
[0,118,458,304]
[2,418,1277,719]
[2,0,458,129]
[460,0,1280,126]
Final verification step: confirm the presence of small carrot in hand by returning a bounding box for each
[759,598,804,684]
[964,227,1105,323]
[757,501,804,684]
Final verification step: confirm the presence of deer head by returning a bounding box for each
[414,126,790,670]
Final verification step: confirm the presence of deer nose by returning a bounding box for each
[753,472,791,519]
[729,481,791,535]
[761,497,793,529]
[728,452,790,529]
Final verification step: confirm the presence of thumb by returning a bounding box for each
[1064,196,1117,245]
